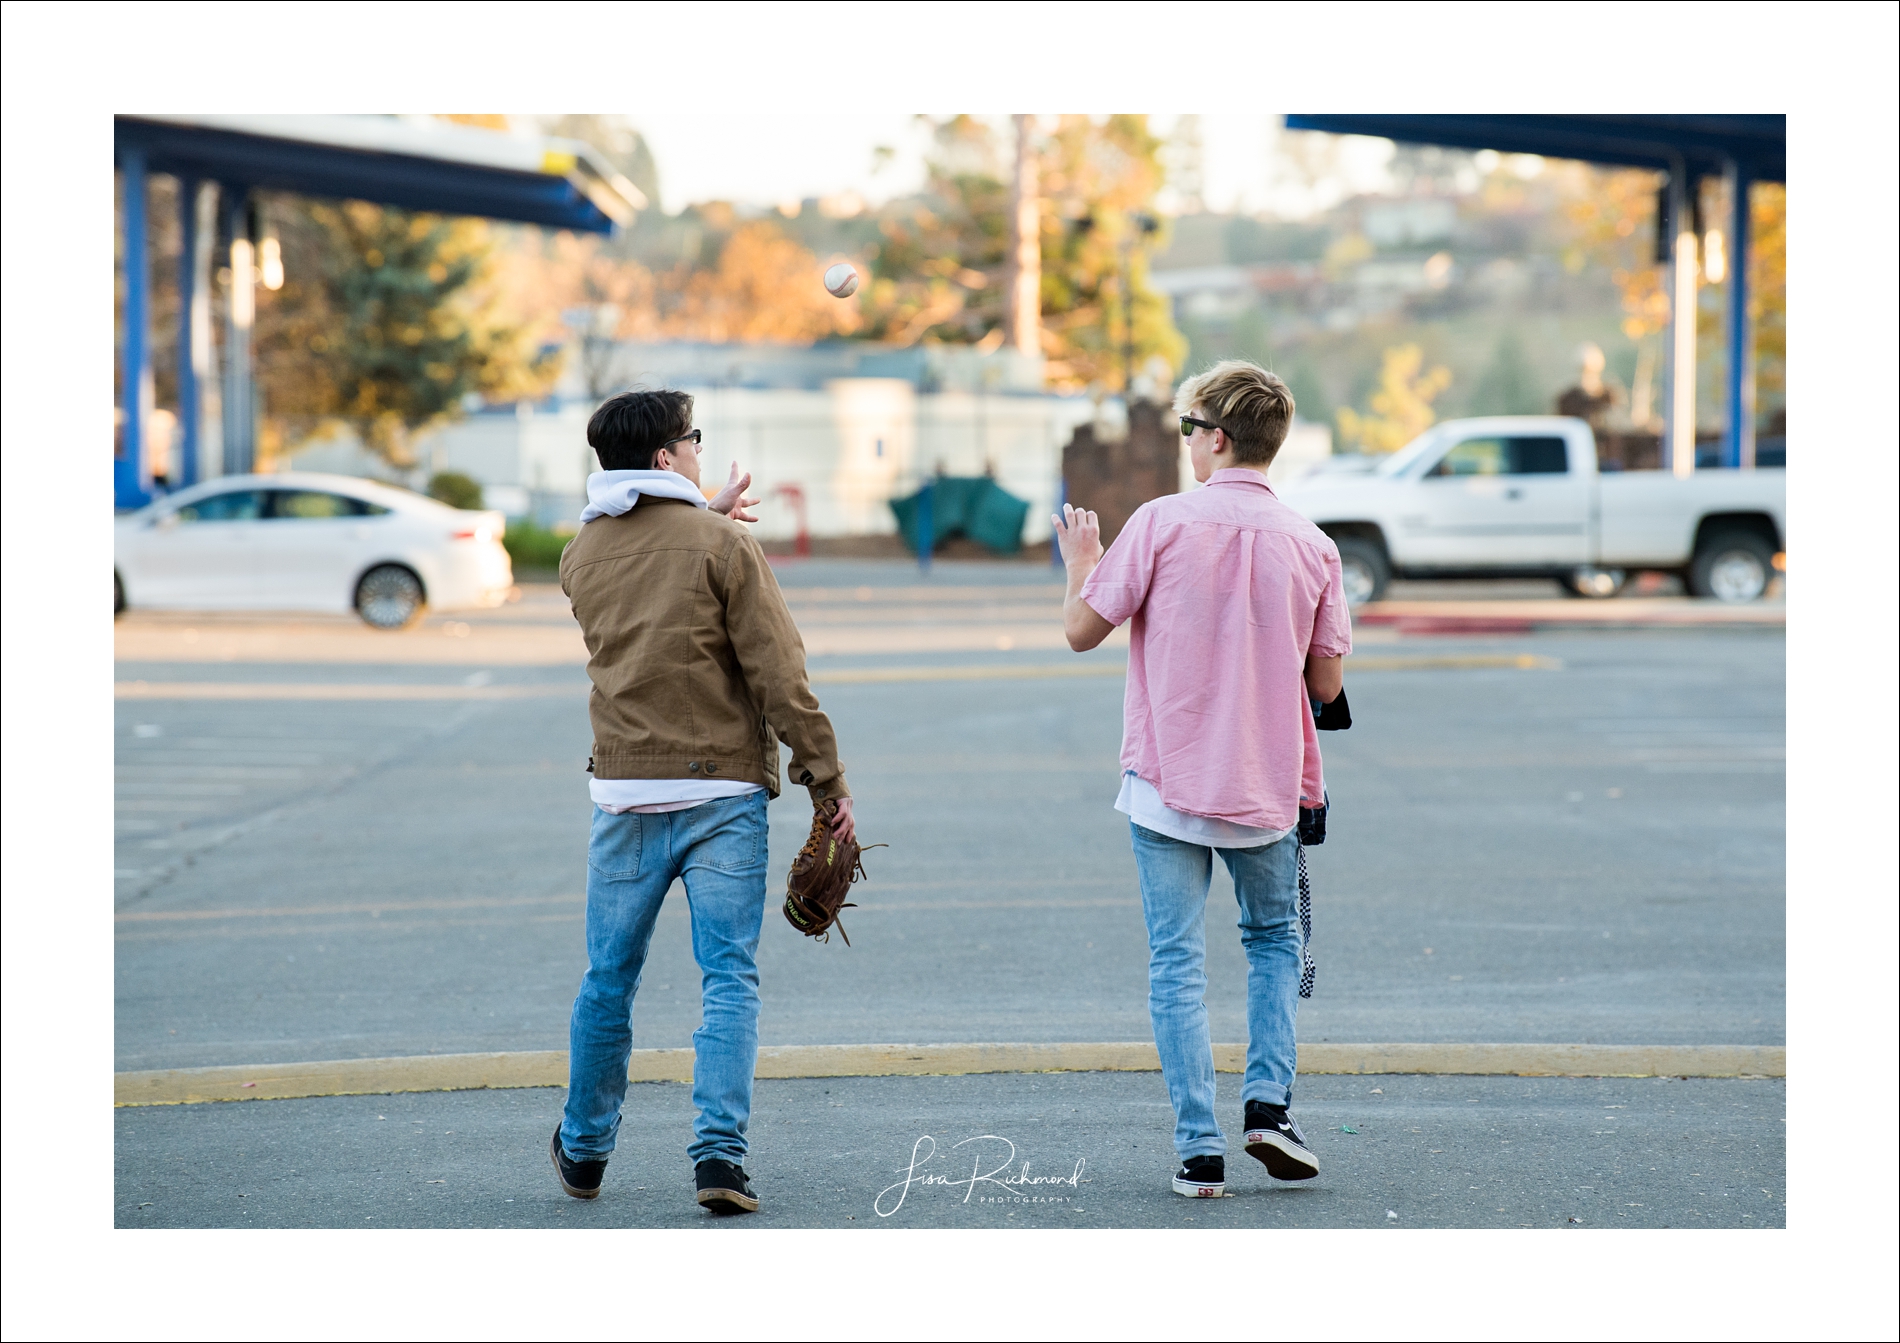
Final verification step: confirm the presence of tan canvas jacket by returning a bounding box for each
[559,498,848,803]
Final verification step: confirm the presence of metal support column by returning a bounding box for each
[1724,163,1756,469]
[1665,162,1698,479]
[221,187,256,475]
[116,150,153,509]
[177,178,200,486]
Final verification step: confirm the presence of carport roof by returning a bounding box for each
[113,114,644,233]
[1282,115,1785,182]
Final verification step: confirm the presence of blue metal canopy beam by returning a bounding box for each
[1282,114,1785,473]
[114,117,632,235]
[1281,115,1784,182]
[112,116,643,508]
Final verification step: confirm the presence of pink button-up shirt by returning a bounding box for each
[1081,468,1352,832]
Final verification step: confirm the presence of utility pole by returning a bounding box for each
[1121,213,1159,397]
[1005,114,1042,362]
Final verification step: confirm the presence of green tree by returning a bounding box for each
[426,470,484,510]
[256,200,558,468]
[1470,333,1543,414]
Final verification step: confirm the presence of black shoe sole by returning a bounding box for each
[550,1132,602,1200]
[1244,1128,1320,1181]
[696,1186,760,1214]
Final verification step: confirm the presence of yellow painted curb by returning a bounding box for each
[114,1041,1784,1106]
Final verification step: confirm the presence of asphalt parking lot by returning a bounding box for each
[113,562,1786,1228]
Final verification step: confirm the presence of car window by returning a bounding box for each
[1428,436,1569,477]
[1509,436,1569,474]
[1429,438,1509,477]
[268,490,390,519]
[173,489,267,522]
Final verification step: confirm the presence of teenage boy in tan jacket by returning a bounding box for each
[549,389,854,1214]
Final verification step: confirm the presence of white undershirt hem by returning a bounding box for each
[590,777,764,815]
[1115,772,1293,849]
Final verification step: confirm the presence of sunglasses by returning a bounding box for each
[662,429,703,450]
[1179,416,1226,438]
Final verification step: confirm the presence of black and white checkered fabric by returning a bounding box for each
[1296,840,1316,999]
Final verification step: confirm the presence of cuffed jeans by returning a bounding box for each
[561,792,769,1167]
[1130,822,1303,1161]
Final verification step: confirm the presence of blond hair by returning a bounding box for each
[1173,360,1295,466]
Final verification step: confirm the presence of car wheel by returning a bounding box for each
[1562,566,1627,599]
[1688,531,1773,602]
[355,564,425,629]
[1332,536,1390,607]
[114,570,126,616]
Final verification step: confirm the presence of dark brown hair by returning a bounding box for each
[586,388,694,471]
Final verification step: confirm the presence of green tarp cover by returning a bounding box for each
[889,477,1030,555]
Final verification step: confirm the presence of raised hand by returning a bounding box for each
[708,461,761,523]
[1052,502,1103,571]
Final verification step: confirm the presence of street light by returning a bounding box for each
[1072,210,1161,395]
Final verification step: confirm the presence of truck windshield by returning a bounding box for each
[1374,431,1445,477]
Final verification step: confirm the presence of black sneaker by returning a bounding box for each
[1171,1154,1225,1198]
[1243,1101,1319,1181]
[694,1158,760,1214]
[550,1127,607,1199]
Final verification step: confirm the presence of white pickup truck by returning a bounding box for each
[1277,416,1786,604]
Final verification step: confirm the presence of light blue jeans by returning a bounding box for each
[561,792,769,1167]
[1130,822,1303,1161]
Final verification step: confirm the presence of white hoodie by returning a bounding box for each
[577,469,708,525]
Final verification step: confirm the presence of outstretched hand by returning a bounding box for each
[708,462,761,523]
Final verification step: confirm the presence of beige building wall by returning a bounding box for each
[291,382,1097,543]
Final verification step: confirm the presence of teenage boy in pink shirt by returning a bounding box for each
[1053,360,1351,1199]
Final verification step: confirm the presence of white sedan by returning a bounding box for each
[114,472,513,628]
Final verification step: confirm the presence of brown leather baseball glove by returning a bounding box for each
[783,799,884,945]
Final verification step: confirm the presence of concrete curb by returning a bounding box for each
[114,1042,1785,1106]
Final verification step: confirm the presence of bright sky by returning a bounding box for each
[627,113,1399,218]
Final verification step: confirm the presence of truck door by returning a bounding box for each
[1404,434,1589,567]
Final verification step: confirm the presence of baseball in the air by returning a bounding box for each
[823,263,860,298]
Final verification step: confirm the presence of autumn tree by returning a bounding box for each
[1747,183,1785,423]
[860,115,1186,392]
[1335,344,1453,452]
[488,203,859,378]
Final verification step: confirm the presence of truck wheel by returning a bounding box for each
[355,564,426,629]
[114,570,126,616]
[1333,536,1390,606]
[1563,566,1627,599]
[1688,531,1773,602]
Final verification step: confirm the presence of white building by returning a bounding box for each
[288,341,1097,545]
